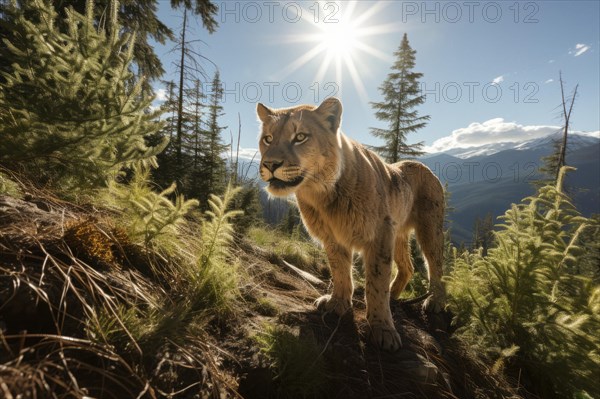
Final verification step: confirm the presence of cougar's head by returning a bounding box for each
[257,98,343,197]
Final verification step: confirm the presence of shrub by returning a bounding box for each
[445,167,600,398]
[0,0,166,193]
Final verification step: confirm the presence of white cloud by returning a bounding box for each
[155,88,167,101]
[492,75,504,85]
[544,78,554,84]
[548,59,555,64]
[570,43,590,57]
[424,118,560,153]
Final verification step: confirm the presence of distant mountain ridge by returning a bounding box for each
[422,131,599,159]
[420,133,600,244]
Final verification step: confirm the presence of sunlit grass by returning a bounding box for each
[247,226,326,273]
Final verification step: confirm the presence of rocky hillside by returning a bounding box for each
[0,192,521,398]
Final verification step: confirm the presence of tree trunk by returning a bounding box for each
[175,9,187,170]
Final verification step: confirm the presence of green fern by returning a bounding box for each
[104,164,199,248]
[192,184,243,314]
[445,166,600,398]
[91,184,243,350]
[200,185,243,269]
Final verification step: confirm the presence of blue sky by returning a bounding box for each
[152,1,600,155]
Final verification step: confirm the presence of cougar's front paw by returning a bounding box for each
[314,294,352,316]
[369,323,402,352]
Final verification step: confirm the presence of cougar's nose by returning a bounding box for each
[262,160,283,173]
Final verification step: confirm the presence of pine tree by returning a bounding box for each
[536,72,578,187]
[151,80,181,188]
[56,0,173,85]
[446,166,600,398]
[197,71,228,203]
[189,79,206,171]
[280,206,302,235]
[0,0,166,193]
[186,78,209,197]
[472,212,494,255]
[370,33,429,162]
[174,8,191,170]
[230,183,263,234]
[153,5,214,198]
[442,183,455,270]
[0,0,219,90]
[170,0,218,33]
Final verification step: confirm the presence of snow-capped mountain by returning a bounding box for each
[419,134,599,245]
[423,131,599,159]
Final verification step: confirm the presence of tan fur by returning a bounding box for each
[257,98,447,351]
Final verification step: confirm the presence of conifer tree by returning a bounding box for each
[151,80,180,187]
[189,79,206,171]
[370,33,429,162]
[197,71,228,202]
[0,0,166,192]
[174,8,190,169]
[230,183,263,234]
[280,206,302,235]
[170,0,218,33]
[186,79,212,194]
[472,212,494,255]
[57,0,173,84]
[0,0,219,90]
[162,81,179,142]
[536,72,578,187]
[153,5,214,197]
[442,183,455,270]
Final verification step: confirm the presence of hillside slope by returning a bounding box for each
[0,193,521,398]
[421,143,600,244]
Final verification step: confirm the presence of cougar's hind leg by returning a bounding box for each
[414,200,447,313]
[390,232,414,299]
[364,216,402,351]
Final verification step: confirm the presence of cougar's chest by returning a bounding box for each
[297,188,379,248]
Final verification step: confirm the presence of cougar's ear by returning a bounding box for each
[257,103,273,123]
[315,97,342,133]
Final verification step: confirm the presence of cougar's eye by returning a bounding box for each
[262,135,273,145]
[293,133,308,144]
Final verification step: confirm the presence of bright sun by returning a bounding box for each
[278,1,399,101]
[321,21,357,57]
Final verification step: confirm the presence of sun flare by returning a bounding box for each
[278,1,399,101]
[320,21,357,57]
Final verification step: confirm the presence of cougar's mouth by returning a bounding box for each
[268,176,304,190]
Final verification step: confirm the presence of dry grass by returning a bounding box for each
[0,186,241,398]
